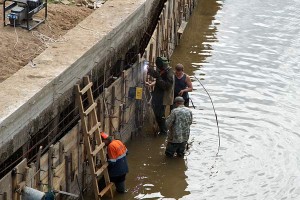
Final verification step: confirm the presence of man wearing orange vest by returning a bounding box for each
[101,132,129,193]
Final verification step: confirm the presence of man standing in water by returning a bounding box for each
[174,63,193,108]
[147,56,174,135]
[100,132,129,193]
[165,96,193,157]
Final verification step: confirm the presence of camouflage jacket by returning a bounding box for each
[166,105,193,143]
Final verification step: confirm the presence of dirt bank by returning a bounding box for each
[0,4,93,82]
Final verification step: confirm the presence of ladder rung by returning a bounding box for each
[95,162,109,177]
[87,122,101,136]
[79,82,93,95]
[84,102,97,116]
[91,143,105,156]
[99,182,114,197]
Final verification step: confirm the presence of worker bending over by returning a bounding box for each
[165,96,193,157]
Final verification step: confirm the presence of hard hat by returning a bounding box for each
[101,132,109,139]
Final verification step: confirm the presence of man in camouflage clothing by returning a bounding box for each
[165,96,193,157]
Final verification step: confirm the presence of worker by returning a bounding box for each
[100,132,129,193]
[173,63,193,108]
[165,96,193,157]
[147,56,174,135]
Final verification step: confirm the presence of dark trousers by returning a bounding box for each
[152,104,167,135]
[98,174,126,193]
[165,142,187,157]
[184,98,189,107]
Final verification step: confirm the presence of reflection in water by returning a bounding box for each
[170,0,221,75]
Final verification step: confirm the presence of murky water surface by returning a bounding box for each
[89,0,300,199]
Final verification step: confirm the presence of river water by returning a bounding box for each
[96,0,300,199]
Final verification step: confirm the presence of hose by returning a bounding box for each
[192,76,220,156]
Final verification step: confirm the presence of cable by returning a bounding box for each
[12,29,67,60]
[192,76,220,156]
[189,97,195,109]
[13,19,19,52]
[143,16,221,156]
[32,31,67,47]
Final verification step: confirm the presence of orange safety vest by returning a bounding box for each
[107,140,128,162]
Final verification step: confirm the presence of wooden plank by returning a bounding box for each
[97,98,103,130]
[111,86,116,114]
[156,21,160,57]
[69,153,75,182]
[91,143,105,157]
[52,143,60,169]
[87,122,101,136]
[83,102,97,116]
[0,171,12,200]
[95,162,108,177]
[40,149,48,171]
[2,192,7,200]
[75,123,83,195]
[60,126,78,153]
[99,182,114,197]
[12,158,27,200]
[28,163,36,188]
[118,104,123,131]
[23,167,29,187]
[59,142,64,165]
[103,89,109,134]
[48,145,54,190]
[178,20,187,34]
[100,97,106,132]
[79,82,93,95]
[149,43,154,65]
[52,162,66,191]
[65,155,70,193]
[35,146,43,190]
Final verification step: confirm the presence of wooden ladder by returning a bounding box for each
[75,76,114,199]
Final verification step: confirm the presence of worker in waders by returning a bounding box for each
[165,96,193,157]
[147,56,174,135]
[98,132,129,193]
